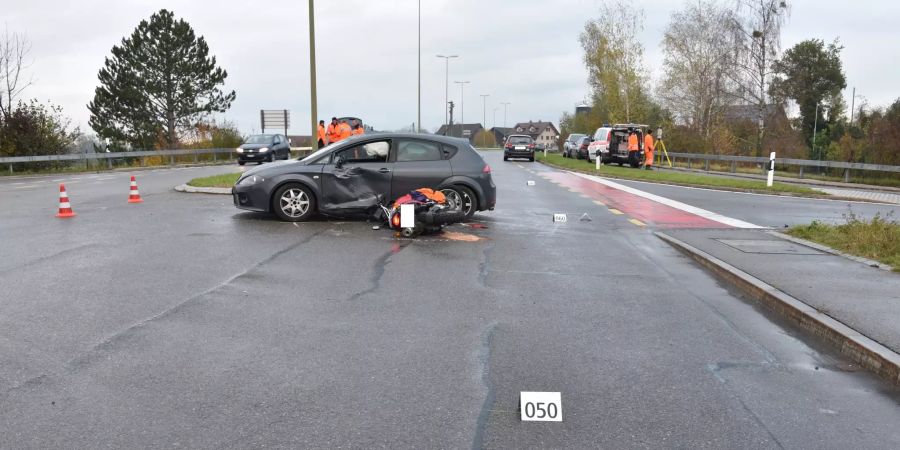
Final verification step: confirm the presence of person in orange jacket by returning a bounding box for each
[352,120,365,136]
[317,120,327,148]
[337,119,352,141]
[326,117,341,144]
[643,128,655,169]
[627,130,639,165]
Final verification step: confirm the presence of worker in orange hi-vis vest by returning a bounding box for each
[326,117,341,144]
[352,120,365,135]
[337,120,352,141]
[317,120,328,148]
[627,130,639,163]
[643,128,655,169]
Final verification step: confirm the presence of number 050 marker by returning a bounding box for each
[520,392,562,422]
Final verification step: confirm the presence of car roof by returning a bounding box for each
[333,132,472,146]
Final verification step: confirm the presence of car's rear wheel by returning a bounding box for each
[238,161,245,166]
[272,184,316,222]
[441,185,476,221]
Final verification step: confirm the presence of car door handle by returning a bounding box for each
[378,168,391,173]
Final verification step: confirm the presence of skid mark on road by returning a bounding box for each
[471,321,498,450]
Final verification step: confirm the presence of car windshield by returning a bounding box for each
[244,134,274,144]
[508,136,532,144]
[569,134,585,141]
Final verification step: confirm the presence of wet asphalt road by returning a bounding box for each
[1,156,899,448]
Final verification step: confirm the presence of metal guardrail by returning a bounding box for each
[0,147,315,174]
[663,151,900,182]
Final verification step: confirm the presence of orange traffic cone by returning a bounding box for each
[128,175,143,203]
[56,183,76,218]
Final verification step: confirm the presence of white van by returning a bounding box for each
[586,124,648,167]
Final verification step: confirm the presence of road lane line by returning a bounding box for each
[629,218,646,227]
[568,171,763,229]
[593,200,606,206]
[608,208,624,215]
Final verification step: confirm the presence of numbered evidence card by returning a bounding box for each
[520,392,562,422]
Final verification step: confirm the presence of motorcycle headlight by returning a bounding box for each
[237,175,263,186]
[259,147,269,153]
[235,147,244,154]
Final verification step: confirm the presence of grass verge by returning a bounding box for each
[787,214,900,271]
[187,172,241,188]
[536,153,823,196]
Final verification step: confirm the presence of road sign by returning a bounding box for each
[261,110,290,136]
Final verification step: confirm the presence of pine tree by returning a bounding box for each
[88,9,235,149]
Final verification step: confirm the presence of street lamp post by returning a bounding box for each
[416,0,422,133]
[480,94,489,128]
[308,0,318,148]
[436,55,458,127]
[500,102,510,127]
[493,107,498,129]
[454,81,470,129]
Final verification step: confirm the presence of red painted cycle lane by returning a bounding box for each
[540,171,729,229]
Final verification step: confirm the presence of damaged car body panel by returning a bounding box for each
[232,133,496,222]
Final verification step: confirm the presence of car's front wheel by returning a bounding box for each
[272,183,316,222]
[441,185,476,221]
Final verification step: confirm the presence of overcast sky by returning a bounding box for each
[6,0,900,136]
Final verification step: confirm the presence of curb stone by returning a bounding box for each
[768,231,894,272]
[655,231,900,387]
[174,184,231,195]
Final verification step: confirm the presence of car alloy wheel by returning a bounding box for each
[441,186,475,220]
[279,187,310,218]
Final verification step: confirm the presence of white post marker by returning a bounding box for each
[595,154,600,170]
[520,392,562,422]
[767,151,776,187]
[543,148,547,158]
[400,203,415,228]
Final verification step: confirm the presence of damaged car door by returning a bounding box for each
[319,139,393,213]
[390,138,453,200]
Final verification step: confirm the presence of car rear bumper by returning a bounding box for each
[504,150,534,159]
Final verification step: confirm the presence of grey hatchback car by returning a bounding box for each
[236,134,291,165]
[232,133,497,222]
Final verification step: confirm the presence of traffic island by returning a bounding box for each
[175,172,241,194]
[656,228,900,386]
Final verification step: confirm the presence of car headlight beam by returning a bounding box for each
[259,147,269,153]
[236,147,244,154]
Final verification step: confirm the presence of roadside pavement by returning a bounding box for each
[658,227,900,384]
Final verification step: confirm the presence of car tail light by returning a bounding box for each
[505,144,512,149]
[527,144,535,149]
[483,164,491,174]
[391,213,401,228]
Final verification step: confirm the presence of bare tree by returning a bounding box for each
[0,26,33,119]
[729,0,790,156]
[659,0,741,139]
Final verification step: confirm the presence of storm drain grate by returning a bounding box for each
[715,239,825,255]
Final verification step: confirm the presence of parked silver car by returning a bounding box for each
[562,133,586,158]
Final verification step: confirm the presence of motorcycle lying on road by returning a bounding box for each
[379,188,467,238]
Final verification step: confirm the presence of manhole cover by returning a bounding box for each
[716,239,824,255]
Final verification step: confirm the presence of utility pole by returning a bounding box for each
[416,0,422,133]
[436,55,458,126]
[448,101,455,136]
[454,81,470,126]
[480,94,489,129]
[812,102,820,161]
[500,102,510,127]
[308,0,318,148]
[493,107,498,129]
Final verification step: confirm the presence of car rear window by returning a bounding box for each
[396,140,443,162]
[508,136,532,144]
[594,128,611,140]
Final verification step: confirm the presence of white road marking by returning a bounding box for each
[569,171,764,229]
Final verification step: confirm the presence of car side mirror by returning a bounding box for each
[334,155,345,168]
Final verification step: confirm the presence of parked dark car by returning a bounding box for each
[574,136,592,159]
[232,133,496,222]
[236,134,291,165]
[503,135,535,161]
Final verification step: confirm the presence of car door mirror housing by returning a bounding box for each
[334,155,345,168]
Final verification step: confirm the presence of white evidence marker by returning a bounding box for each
[400,203,415,228]
[520,392,562,422]
[553,213,567,223]
[527,180,535,186]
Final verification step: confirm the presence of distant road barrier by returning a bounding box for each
[0,147,315,174]
[663,152,900,183]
